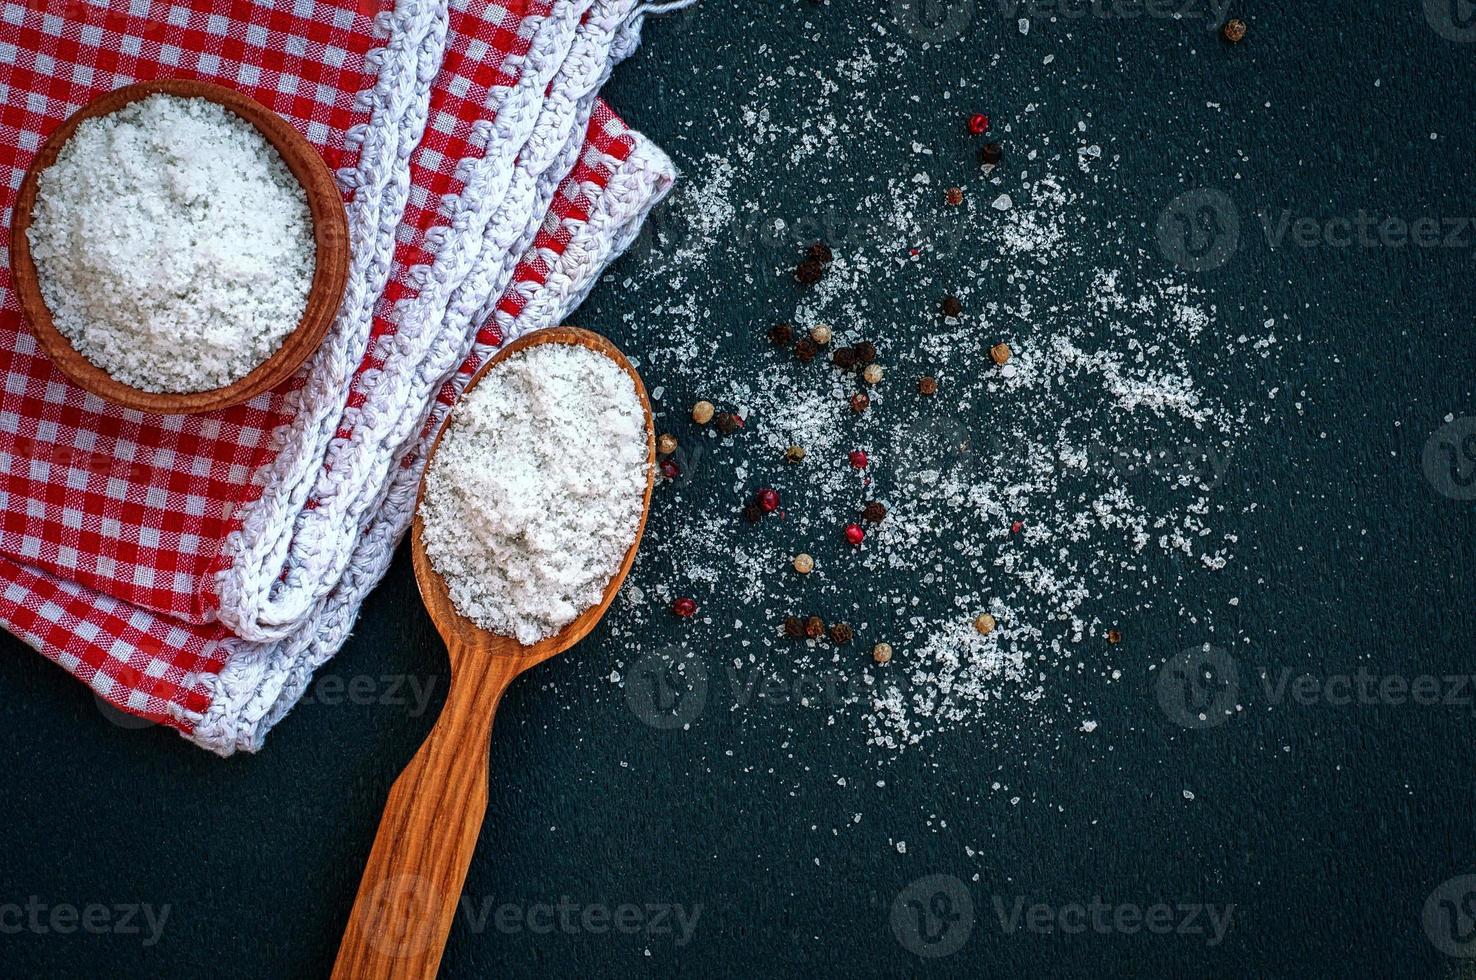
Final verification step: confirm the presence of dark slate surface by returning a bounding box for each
[2,2,1475,977]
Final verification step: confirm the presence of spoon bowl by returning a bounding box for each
[411,326,655,667]
[333,326,654,980]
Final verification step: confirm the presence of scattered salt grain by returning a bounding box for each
[27,94,314,393]
[599,24,1286,766]
[420,343,648,644]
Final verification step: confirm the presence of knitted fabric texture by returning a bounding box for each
[0,0,688,754]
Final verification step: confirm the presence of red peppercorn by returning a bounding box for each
[660,459,680,480]
[844,523,865,546]
[1011,520,1024,534]
[795,258,825,286]
[757,488,780,512]
[967,113,989,136]
[672,597,697,618]
[849,450,868,469]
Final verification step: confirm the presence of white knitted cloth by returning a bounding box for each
[187,0,688,753]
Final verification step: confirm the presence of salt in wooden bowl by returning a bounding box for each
[7,78,349,415]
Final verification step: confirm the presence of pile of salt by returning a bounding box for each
[419,343,648,645]
[26,94,314,393]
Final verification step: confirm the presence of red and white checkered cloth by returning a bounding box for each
[0,0,684,753]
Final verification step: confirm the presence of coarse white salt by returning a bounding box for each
[26,94,314,393]
[419,343,648,645]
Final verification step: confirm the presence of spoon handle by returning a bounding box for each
[332,650,517,980]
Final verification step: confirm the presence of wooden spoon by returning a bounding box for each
[332,326,655,980]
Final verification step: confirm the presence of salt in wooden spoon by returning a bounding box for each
[332,326,655,980]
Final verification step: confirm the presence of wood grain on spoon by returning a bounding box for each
[332,326,655,980]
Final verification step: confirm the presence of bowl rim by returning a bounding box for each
[7,77,349,415]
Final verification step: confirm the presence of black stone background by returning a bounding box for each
[1,2,1475,977]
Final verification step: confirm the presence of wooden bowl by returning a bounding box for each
[7,79,349,415]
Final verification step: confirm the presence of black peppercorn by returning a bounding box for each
[795,258,824,285]
[804,616,826,640]
[795,337,818,362]
[784,616,805,638]
[862,501,887,523]
[849,393,870,413]
[768,322,794,346]
[829,622,853,645]
[743,502,764,523]
[832,346,858,370]
[854,341,877,363]
[716,412,743,434]
[808,241,833,264]
[941,295,962,318]
[979,142,1003,166]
